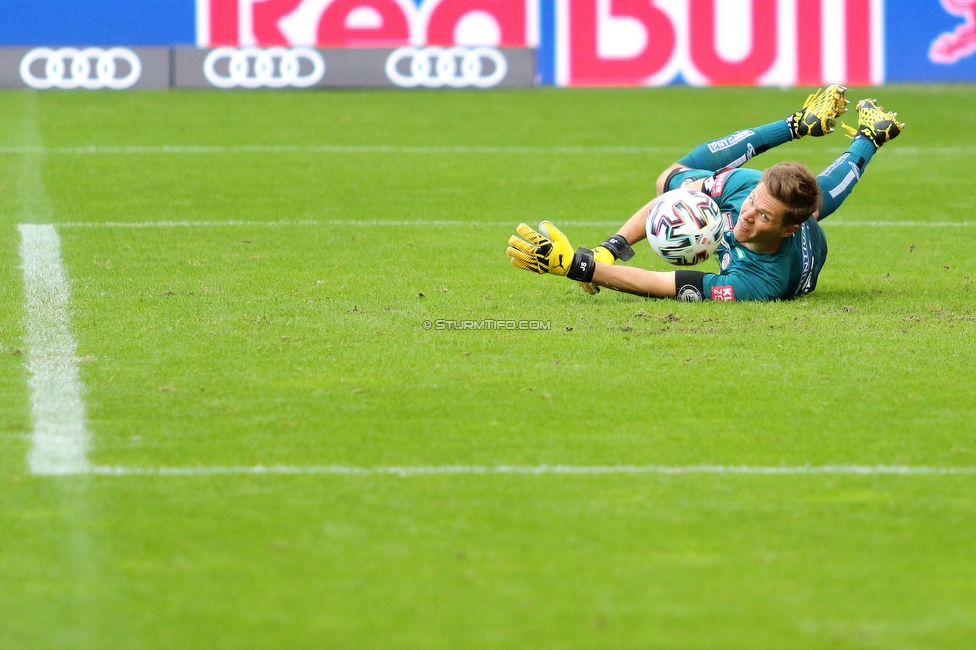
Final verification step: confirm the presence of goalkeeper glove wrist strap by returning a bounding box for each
[600,234,635,261]
[566,248,596,283]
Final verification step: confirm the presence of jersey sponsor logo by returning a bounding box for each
[720,250,732,271]
[702,167,733,199]
[711,285,736,301]
[706,130,755,153]
[721,211,733,231]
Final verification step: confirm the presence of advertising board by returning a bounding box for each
[2,0,976,86]
[172,45,534,88]
[0,47,171,89]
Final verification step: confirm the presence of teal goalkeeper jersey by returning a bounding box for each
[668,167,828,302]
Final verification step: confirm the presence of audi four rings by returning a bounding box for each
[203,47,326,88]
[385,47,507,88]
[20,47,142,90]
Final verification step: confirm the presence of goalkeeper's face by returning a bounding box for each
[733,182,798,252]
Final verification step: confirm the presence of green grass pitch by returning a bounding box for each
[1,85,975,648]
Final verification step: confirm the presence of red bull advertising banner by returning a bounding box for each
[194,0,975,85]
[547,0,882,86]
[0,0,975,87]
[201,0,875,85]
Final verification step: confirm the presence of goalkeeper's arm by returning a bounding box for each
[591,264,678,298]
[507,220,707,300]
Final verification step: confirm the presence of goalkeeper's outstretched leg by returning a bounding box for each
[818,98,905,220]
[654,85,849,195]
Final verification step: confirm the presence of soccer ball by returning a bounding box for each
[645,188,724,266]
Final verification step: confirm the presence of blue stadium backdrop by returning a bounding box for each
[0,0,195,45]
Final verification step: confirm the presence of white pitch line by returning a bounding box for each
[54,219,523,229]
[19,224,91,475]
[0,144,688,156]
[51,219,976,229]
[823,221,976,227]
[88,464,976,477]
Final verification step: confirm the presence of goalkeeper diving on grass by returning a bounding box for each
[506,86,904,302]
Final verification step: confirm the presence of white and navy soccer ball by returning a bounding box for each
[645,188,723,266]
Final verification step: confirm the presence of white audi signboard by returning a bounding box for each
[0,47,170,89]
[200,47,326,88]
[173,47,533,89]
[384,47,509,88]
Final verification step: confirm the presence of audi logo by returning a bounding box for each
[203,47,325,89]
[385,47,508,89]
[20,47,142,90]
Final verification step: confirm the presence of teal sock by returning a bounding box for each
[817,138,876,220]
[678,119,793,172]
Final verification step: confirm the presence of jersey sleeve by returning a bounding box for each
[700,269,783,302]
[664,167,714,192]
[673,267,783,302]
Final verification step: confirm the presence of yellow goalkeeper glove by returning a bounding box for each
[507,221,595,282]
[577,234,635,295]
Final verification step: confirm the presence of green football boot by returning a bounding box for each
[788,84,849,138]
